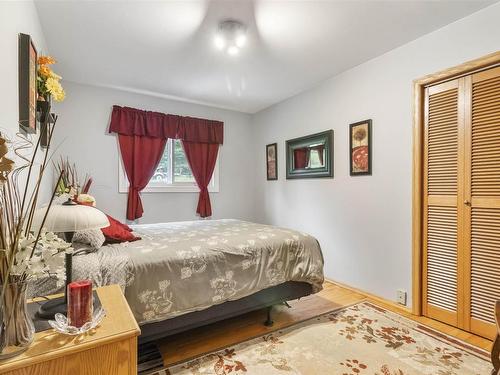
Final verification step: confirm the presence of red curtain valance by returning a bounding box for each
[109,105,224,144]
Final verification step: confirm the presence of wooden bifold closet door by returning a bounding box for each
[423,65,500,339]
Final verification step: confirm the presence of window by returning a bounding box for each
[119,139,219,193]
[308,145,324,169]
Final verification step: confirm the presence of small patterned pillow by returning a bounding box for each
[72,229,106,250]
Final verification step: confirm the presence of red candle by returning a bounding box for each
[67,280,93,328]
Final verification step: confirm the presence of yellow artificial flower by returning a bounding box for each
[45,77,65,102]
[53,89,65,102]
[38,56,56,65]
[45,77,60,93]
[38,65,52,78]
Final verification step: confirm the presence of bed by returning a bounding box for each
[35,219,325,343]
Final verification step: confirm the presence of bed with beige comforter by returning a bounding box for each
[39,219,325,325]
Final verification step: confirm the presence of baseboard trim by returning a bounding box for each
[325,278,414,316]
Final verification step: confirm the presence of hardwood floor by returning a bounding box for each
[158,281,492,367]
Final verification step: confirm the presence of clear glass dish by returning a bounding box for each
[48,308,106,335]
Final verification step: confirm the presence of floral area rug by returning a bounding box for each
[151,302,492,375]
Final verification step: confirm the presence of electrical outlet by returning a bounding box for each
[396,289,407,306]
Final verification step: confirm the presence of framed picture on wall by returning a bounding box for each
[349,119,372,176]
[266,143,278,180]
[18,33,37,134]
[286,130,333,179]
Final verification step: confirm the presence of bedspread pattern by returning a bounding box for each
[50,220,324,325]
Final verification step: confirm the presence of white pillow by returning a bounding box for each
[72,229,105,250]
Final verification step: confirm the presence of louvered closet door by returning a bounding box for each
[423,78,465,327]
[466,66,500,339]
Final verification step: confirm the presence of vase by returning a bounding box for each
[36,99,52,149]
[0,278,35,359]
[36,99,51,120]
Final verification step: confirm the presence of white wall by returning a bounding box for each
[52,81,256,223]
[252,3,500,307]
[0,1,51,201]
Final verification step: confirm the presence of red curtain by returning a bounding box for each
[118,134,167,220]
[110,106,224,144]
[294,148,309,169]
[110,106,223,219]
[181,141,219,218]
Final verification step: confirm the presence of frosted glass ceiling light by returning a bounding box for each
[214,35,226,50]
[235,34,246,48]
[214,19,247,56]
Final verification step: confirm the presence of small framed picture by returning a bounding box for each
[18,33,37,134]
[266,143,278,180]
[349,119,372,176]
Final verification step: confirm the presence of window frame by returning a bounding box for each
[118,139,220,193]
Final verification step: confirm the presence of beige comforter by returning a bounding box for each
[73,219,324,324]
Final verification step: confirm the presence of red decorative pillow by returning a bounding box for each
[122,222,133,232]
[112,217,133,232]
[101,214,140,243]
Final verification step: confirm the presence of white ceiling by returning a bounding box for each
[35,0,495,113]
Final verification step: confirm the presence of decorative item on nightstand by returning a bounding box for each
[32,200,109,319]
[0,119,66,359]
[48,280,107,336]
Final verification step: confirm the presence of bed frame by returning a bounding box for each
[139,281,313,344]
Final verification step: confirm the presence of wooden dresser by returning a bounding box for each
[0,285,140,375]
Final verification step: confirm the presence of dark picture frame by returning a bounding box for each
[349,119,372,176]
[286,130,333,179]
[266,143,278,180]
[18,33,37,134]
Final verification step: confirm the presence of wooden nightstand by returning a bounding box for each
[0,285,140,375]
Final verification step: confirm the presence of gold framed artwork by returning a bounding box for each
[349,119,372,176]
[18,33,37,134]
[266,143,277,180]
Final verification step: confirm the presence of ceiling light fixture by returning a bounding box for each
[214,19,247,56]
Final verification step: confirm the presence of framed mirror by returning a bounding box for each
[286,130,333,179]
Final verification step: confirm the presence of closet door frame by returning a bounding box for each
[412,51,500,317]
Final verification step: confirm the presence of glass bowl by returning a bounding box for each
[48,308,106,335]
